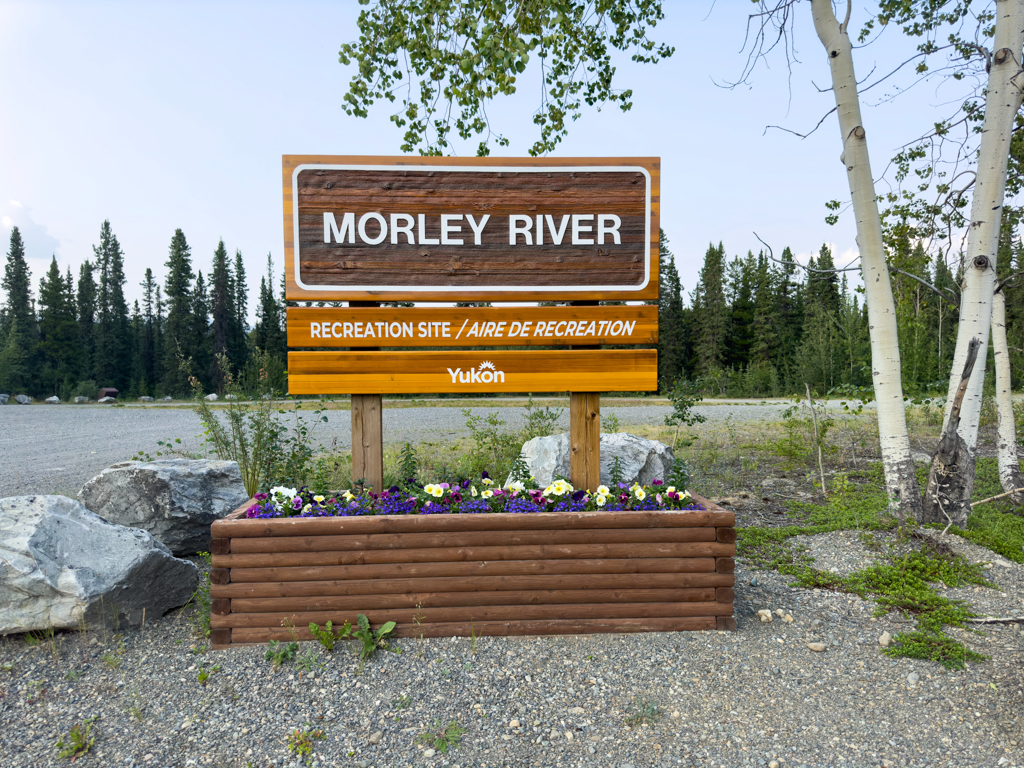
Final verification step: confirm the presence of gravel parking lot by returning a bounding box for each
[0,400,799,498]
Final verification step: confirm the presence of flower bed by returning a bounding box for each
[208,480,735,650]
[244,475,702,519]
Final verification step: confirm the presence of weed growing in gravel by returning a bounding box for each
[309,620,350,652]
[125,685,146,721]
[295,648,324,673]
[264,640,299,667]
[100,652,120,670]
[624,698,661,727]
[417,719,467,754]
[187,552,213,639]
[352,614,397,672]
[285,725,325,757]
[64,669,81,682]
[55,717,97,760]
[197,663,221,686]
[393,694,412,709]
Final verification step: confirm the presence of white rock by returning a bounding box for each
[225,394,238,401]
[74,396,89,404]
[45,396,60,404]
[757,609,773,622]
[907,671,920,685]
[422,749,436,757]
[139,396,154,402]
[78,459,249,555]
[565,731,573,741]
[98,396,116,404]
[162,395,173,401]
[508,719,520,728]
[782,614,794,623]
[367,731,382,744]
[568,707,585,715]
[205,393,218,402]
[806,642,826,652]
[774,608,785,618]
[507,432,674,489]
[15,394,31,404]
[769,762,779,768]
[0,495,200,635]
[879,632,891,648]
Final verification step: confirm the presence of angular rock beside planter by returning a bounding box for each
[0,495,200,635]
[208,496,736,650]
[510,432,675,488]
[79,459,250,556]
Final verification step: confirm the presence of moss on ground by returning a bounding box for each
[737,460,1018,670]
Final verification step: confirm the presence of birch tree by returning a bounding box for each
[337,0,1024,521]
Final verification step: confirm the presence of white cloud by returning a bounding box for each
[9,200,22,208]
[1,216,11,228]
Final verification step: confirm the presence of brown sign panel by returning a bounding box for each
[286,305,658,348]
[282,156,659,302]
[287,350,657,394]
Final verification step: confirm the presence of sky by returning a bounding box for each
[0,0,952,320]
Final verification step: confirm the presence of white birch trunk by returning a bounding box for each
[992,289,1024,502]
[927,0,1024,515]
[811,0,921,518]
[940,0,1024,449]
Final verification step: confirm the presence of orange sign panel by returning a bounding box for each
[287,350,657,395]
[286,306,658,348]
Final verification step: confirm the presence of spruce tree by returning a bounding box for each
[656,230,688,388]
[255,253,286,359]
[692,242,728,378]
[92,221,132,390]
[209,240,233,389]
[231,249,250,368]
[76,260,97,383]
[1,226,37,391]
[139,268,158,392]
[191,270,212,389]
[37,257,80,395]
[162,229,196,394]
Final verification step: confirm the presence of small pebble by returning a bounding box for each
[806,642,826,653]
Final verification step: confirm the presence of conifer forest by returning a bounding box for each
[1,218,1021,401]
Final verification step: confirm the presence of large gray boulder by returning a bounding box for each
[45,395,60,404]
[0,495,199,635]
[508,432,675,489]
[78,459,249,555]
[0,394,8,405]
[15,394,30,405]
[74,396,89,404]
[97,396,115,404]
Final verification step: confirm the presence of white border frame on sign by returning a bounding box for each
[291,164,652,294]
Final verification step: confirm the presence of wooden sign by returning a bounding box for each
[282,156,659,302]
[287,305,657,348]
[287,350,657,394]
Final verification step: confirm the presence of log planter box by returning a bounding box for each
[208,495,736,650]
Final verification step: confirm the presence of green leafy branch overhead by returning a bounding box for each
[338,1,673,156]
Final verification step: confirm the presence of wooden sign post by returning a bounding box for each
[283,156,660,492]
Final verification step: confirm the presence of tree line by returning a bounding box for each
[0,223,288,399]
[6,219,1021,402]
[657,219,1024,400]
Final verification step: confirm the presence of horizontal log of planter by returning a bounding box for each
[209,495,735,650]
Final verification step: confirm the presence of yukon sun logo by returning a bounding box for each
[447,360,505,384]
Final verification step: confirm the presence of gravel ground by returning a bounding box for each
[2,541,1021,768]
[0,400,800,498]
